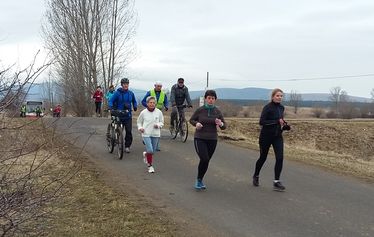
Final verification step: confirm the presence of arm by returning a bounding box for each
[216,109,226,130]
[156,110,164,128]
[163,93,169,109]
[131,92,138,111]
[141,91,150,107]
[108,92,117,109]
[170,85,176,105]
[189,108,200,126]
[137,111,144,131]
[185,87,192,106]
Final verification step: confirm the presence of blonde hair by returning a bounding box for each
[270,88,284,101]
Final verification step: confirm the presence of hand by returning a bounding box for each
[279,119,285,126]
[215,118,223,126]
[196,122,203,130]
[139,128,145,133]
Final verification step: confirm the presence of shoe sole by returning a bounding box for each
[273,187,285,192]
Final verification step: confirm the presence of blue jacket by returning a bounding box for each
[109,88,137,119]
[141,90,168,109]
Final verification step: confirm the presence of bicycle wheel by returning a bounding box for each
[106,124,115,153]
[171,118,179,139]
[116,128,124,160]
[179,120,188,143]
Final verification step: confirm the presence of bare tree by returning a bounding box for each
[43,0,136,116]
[0,51,51,115]
[0,52,71,236]
[329,86,348,115]
[288,90,302,114]
[311,106,325,118]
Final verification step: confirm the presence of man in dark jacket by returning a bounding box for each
[169,78,192,131]
[109,78,138,153]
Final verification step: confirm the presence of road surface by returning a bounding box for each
[47,117,374,237]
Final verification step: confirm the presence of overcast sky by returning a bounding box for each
[1,0,374,97]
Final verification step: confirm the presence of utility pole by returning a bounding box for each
[200,72,209,106]
[206,71,209,90]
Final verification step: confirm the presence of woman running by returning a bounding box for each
[137,96,164,173]
[189,90,226,190]
[253,88,289,191]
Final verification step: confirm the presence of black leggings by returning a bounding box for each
[254,135,284,180]
[95,102,102,114]
[194,138,217,180]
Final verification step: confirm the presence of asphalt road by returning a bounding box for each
[47,117,374,237]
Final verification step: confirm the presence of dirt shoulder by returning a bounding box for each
[1,118,180,236]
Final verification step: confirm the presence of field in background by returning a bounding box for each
[219,118,374,181]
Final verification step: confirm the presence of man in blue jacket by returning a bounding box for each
[109,78,138,153]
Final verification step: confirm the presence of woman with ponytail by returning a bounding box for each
[189,90,226,190]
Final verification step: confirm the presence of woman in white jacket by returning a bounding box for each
[137,96,164,173]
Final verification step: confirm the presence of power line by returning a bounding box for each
[216,73,374,82]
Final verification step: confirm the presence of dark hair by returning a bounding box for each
[177,78,184,82]
[96,86,101,89]
[121,78,129,84]
[204,90,217,99]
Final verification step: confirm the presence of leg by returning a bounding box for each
[206,139,217,159]
[98,102,102,115]
[194,138,211,180]
[95,102,98,114]
[143,137,154,165]
[178,107,185,131]
[272,136,284,180]
[253,136,272,177]
[123,119,133,149]
[170,107,177,128]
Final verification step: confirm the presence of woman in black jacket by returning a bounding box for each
[253,88,289,191]
[190,90,226,190]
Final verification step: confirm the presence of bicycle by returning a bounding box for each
[106,110,127,159]
[170,105,189,143]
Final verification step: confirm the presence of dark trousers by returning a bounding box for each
[170,106,185,129]
[254,135,284,180]
[194,138,217,180]
[95,102,102,114]
[121,119,133,148]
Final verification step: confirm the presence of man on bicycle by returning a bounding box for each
[108,78,138,153]
[170,78,192,132]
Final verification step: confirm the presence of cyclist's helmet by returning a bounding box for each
[121,78,130,84]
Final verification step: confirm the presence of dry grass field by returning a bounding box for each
[219,118,374,181]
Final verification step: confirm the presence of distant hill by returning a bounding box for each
[24,84,371,103]
[189,88,371,103]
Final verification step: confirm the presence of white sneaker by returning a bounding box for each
[125,147,130,153]
[142,151,147,164]
[148,166,155,173]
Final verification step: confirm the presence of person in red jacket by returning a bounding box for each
[53,104,62,117]
[93,86,103,116]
